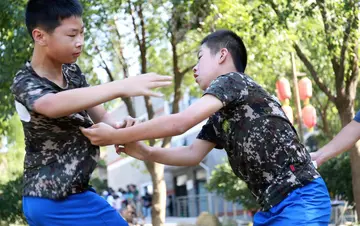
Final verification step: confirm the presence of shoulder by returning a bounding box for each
[209,72,251,89]
[11,62,40,91]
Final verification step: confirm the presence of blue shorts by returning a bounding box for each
[254,177,331,226]
[23,189,128,226]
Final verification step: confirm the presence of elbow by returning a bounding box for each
[188,158,202,166]
[189,160,201,166]
[187,145,203,166]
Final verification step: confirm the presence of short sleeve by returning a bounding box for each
[204,73,248,107]
[11,75,55,111]
[354,110,360,123]
[197,116,223,149]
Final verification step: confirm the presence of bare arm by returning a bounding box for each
[313,120,360,166]
[80,94,223,145]
[87,105,115,126]
[33,74,171,118]
[88,105,138,130]
[123,139,216,166]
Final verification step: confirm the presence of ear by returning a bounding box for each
[32,28,47,46]
[218,48,229,64]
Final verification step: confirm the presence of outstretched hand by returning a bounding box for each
[116,141,151,161]
[80,122,117,146]
[80,116,138,146]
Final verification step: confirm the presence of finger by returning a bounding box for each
[90,123,101,128]
[129,119,136,127]
[149,81,172,89]
[151,75,172,81]
[125,119,135,128]
[91,140,99,146]
[80,127,93,136]
[115,121,125,129]
[146,91,164,98]
[116,145,125,155]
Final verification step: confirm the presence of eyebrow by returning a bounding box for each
[70,25,85,32]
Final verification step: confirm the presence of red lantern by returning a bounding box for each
[276,78,291,101]
[298,77,312,101]
[282,105,293,124]
[302,105,316,128]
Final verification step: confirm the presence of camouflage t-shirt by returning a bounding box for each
[11,62,99,199]
[197,72,320,211]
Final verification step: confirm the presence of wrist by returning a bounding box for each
[111,129,122,144]
[114,80,128,98]
[147,145,155,160]
[316,150,328,166]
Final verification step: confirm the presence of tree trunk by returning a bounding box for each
[350,140,360,218]
[144,161,166,226]
[129,1,167,224]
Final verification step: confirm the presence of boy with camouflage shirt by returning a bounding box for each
[11,0,170,225]
[82,30,332,225]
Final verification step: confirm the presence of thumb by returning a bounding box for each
[115,145,125,155]
[79,126,95,136]
[115,121,125,129]
[79,126,89,134]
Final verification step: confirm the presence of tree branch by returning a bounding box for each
[95,45,114,82]
[138,3,147,54]
[313,94,331,137]
[180,64,196,76]
[339,16,354,81]
[293,43,336,102]
[345,8,359,93]
[346,40,359,96]
[128,0,142,53]
[315,0,341,91]
[178,49,197,58]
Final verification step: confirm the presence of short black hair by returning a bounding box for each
[25,0,83,39]
[201,30,247,73]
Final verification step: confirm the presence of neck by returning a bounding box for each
[31,46,63,80]
[217,64,238,76]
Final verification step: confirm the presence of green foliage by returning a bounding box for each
[0,175,26,225]
[90,178,108,194]
[206,162,259,211]
[319,152,353,203]
[0,116,25,225]
[0,118,25,184]
[0,0,32,134]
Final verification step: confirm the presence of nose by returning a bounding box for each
[193,65,198,74]
[75,35,84,48]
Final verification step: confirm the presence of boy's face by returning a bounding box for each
[42,16,84,64]
[193,44,220,90]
